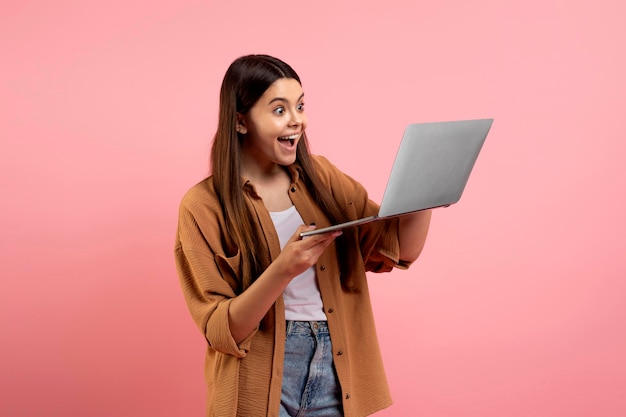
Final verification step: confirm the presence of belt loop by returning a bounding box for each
[286,320,294,337]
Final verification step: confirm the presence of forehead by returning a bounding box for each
[259,78,303,104]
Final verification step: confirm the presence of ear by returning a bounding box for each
[235,112,247,134]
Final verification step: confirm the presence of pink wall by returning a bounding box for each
[2,1,625,416]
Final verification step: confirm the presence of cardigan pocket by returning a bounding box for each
[215,251,243,293]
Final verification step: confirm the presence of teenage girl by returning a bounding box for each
[174,54,432,417]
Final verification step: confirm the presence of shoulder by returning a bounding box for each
[308,154,366,196]
[179,176,220,213]
[309,154,350,184]
[175,176,228,251]
[177,176,227,234]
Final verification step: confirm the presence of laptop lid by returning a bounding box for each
[300,118,493,237]
[378,118,493,217]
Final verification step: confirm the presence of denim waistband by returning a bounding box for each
[286,320,329,336]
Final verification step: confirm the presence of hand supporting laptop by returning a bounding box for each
[398,210,433,264]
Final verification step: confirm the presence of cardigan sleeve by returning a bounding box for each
[311,155,413,272]
[174,185,257,358]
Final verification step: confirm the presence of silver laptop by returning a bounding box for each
[300,118,493,237]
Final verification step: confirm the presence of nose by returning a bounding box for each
[289,108,302,126]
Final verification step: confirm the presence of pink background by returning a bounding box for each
[2,1,625,416]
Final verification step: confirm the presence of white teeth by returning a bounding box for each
[278,134,299,140]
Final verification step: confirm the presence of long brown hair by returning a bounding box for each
[211,54,358,291]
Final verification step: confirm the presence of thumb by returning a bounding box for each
[289,224,316,243]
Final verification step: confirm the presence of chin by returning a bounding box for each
[281,158,297,166]
[276,154,298,166]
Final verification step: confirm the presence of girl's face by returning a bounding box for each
[239,77,307,176]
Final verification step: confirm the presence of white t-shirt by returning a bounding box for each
[269,205,327,321]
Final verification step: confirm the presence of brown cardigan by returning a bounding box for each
[174,155,411,417]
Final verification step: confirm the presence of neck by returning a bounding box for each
[240,150,288,183]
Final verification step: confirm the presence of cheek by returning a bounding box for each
[253,118,280,137]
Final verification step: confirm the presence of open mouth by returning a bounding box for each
[277,133,299,147]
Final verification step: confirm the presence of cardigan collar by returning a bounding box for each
[241,163,304,195]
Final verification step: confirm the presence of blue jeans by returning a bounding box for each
[280,321,344,417]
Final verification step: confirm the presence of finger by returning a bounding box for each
[287,224,316,244]
[302,230,342,250]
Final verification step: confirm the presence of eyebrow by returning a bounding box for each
[268,93,305,105]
